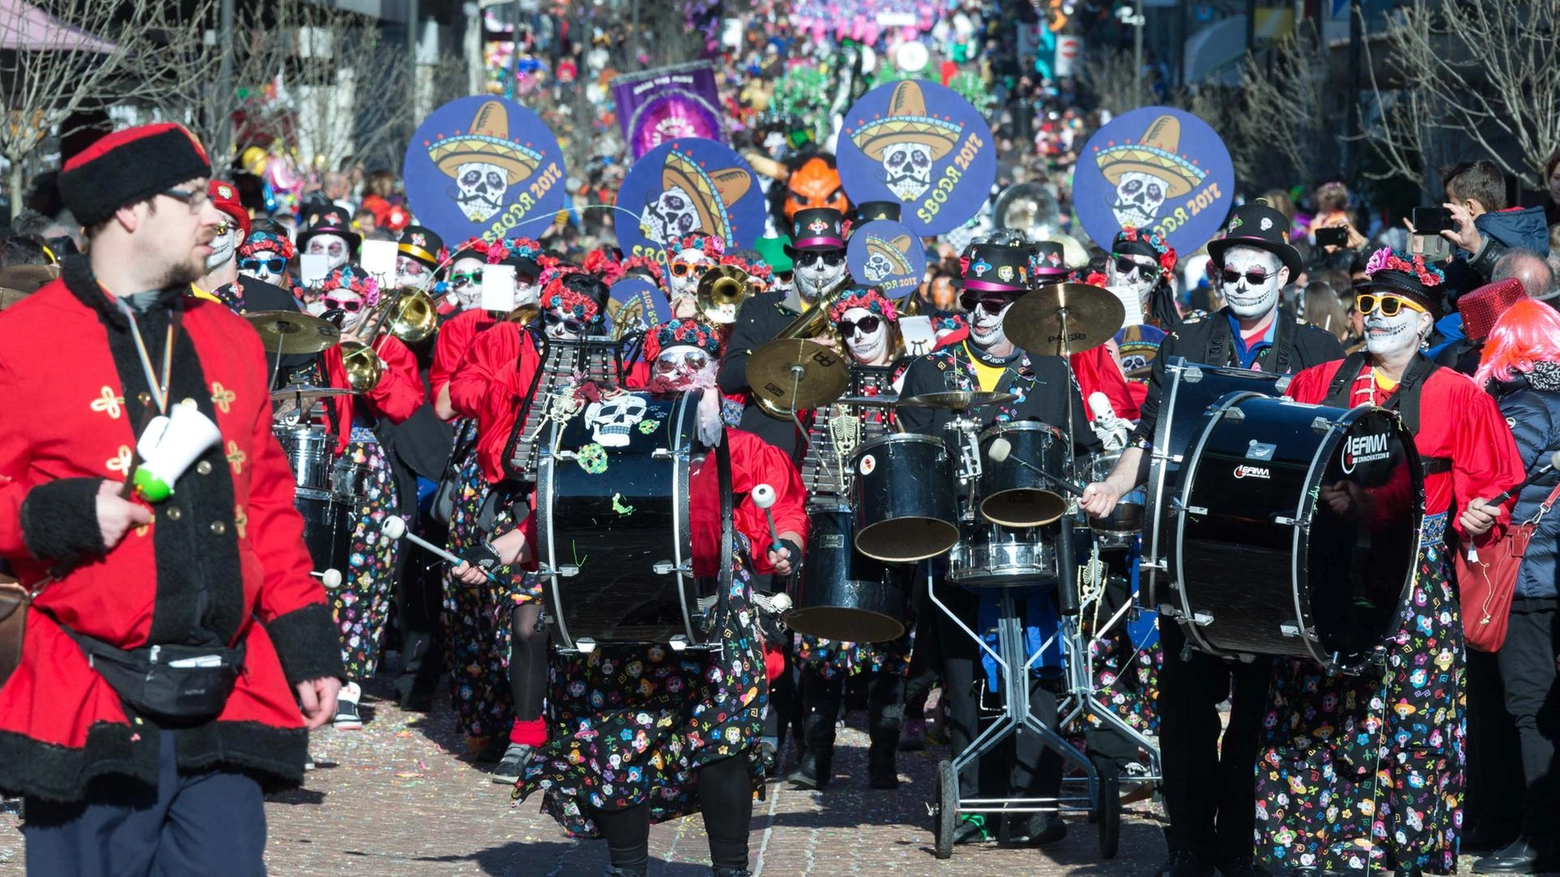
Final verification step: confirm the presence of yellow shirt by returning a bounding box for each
[964,341,1005,392]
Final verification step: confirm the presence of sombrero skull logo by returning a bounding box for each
[1095,115,1205,230]
[861,234,915,283]
[427,100,544,223]
[850,82,961,203]
[638,149,752,246]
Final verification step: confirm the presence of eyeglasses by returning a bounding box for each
[240,257,287,274]
[796,251,845,268]
[1221,268,1278,286]
[1113,256,1156,277]
[323,296,364,313]
[655,350,710,373]
[213,220,234,236]
[669,260,711,279]
[543,311,586,334]
[158,187,210,210]
[837,315,882,336]
[451,271,483,288]
[1355,293,1426,318]
[960,295,1013,315]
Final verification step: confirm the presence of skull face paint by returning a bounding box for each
[1107,252,1160,306]
[206,224,237,271]
[1363,301,1432,358]
[793,250,847,304]
[395,254,432,289]
[584,394,649,447]
[544,301,588,341]
[640,186,701,245]
[654,344,719,391]
[667,246,712,316]
[883,143,934,201]
[1220,247,1285,320]
[239,252,287,286]
[454,161,510,222]
[448,256,487,310]
[1111,170,1170,228]
[840,306,890,365]
[306,233,351,271]
[969,298,1015,350]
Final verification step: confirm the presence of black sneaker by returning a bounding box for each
[1218,855,1270,877]
[1012,812,1067,846]
[491,743,532,784]
[1159,851,1217,877]
[333,681,363,731]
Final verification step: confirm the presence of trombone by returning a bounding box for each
[696,264,754,325]
[340,285,439,392]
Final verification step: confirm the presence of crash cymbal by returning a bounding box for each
[1003,283,1125,355]
[245,310,341,355]
[270,384,355,405]
[834,394,901,407]
[745,339,849,414]
[901,391,1018,411]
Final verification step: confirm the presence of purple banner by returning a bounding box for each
[611,62,725,160]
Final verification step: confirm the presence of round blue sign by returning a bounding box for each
[846,220,928,297]
[608,276,670,336]
[836,80,996,237]
[613,138,766,260]
[1072,106,1234,256]
[403,96,568,248]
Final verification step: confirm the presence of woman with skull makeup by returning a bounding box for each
[1237,248,1524,876]
[1082,203,1345,877]
[446,266,612,781]
[1106,226,1183,409]
[307,265,428,729]
[898,237,1101,846]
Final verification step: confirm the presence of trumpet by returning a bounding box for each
[749,277,850,419]
[697,264,753,325]
[340,285,439,392]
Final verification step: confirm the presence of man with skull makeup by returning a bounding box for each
[898,237,1100,846]
[298,210,360,273]
[1244,249,1523,876]
[1107,227,1182,409]
[1082,203,1343,877]
[394,225,446,292]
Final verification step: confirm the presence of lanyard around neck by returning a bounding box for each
[116,300,176,415]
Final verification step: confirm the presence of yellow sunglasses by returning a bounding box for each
[1355,293,1427,318]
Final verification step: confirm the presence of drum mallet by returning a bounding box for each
[752,483,784,555]
[1488,450,1560,505]
[381,516,498,583]
[986,437,1087,497]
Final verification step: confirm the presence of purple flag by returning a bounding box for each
[611,62,725,160]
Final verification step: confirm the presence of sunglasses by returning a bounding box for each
[543,311,586,333]
[213,220,235,236]
[1113,256,1156,277]
[1221,268,1278,286]
[960,295,1013,315]
[796,251,845,268]
[240,257,287,274]
[323,297,364,313]
[1355,293,1426,318]
[451,271,483,288]
[837,315,882,336]
[308,239,346,257]
[669,260,711,279]
[655,350,711,372]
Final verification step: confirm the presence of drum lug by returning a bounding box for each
[1220,407,1246,423]
[1183,366,1205,383]
[651,447,686,461]
[1191,611,1213,626]
[1310,417,1334,434]
[554,450,578,461]
[1183,506,1207,516]
[652,559,692,576]
[1279,622,1301,638]
[667,636,691,651]
[572,638,598,654]
[537,565,579,578]
[1274,516,1297,526]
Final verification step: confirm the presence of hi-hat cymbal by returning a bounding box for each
[1003,283,1125,355]
[245,310,341,355]
[746,339,849,413]
[902,390,1018,411]
[270,384,354,405]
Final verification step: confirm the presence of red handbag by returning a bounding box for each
[1456,481,1560,653]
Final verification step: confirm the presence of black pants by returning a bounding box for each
[1496,599,1560,839]
[591,754,753,872]
[1464,647,1524,838]
[22,731,267,877]
[1157,619,1270,863]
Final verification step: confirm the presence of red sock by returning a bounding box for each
[510,717,547,747]
[763,643,786,685]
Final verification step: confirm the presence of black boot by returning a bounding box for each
[866,671,904,789]
[711,869,751,877]
[787,672,840,789]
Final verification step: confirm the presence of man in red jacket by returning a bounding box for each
[0,123,343,876]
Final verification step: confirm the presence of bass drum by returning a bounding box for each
[1168,394,1423,675]
[850,434,958,563]
[789,506,910,643]
[1144,358,1289,603]
[537,391,732,651]
[948,521,1059,588]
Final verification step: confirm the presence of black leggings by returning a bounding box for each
[591,754,754,872]
[510,602,549,722]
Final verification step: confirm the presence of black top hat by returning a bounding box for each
[397,225,445,269]
[1206,203,1302,279]
[1356,250,1448,321]
[1032,241,1069,278]
[783,208,847,254]
[853,201,901,224]
[953,242,1033,293]
[297,209,362,256]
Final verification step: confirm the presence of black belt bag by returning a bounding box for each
[66,629,246,723]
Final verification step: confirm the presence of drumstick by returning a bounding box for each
[381,516,498,582]
[751,483,783,554]
[987,437,1087,497]
[1488,450,1560,505]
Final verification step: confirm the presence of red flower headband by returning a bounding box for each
[320,265,381,306]
[1116,225,1178,278]
[1365,247,1445,288]
[583,249,625,285]
[542,268,598,321]
[828,287,899,324]
[672,233,725,260]
[620,254,666,288]
[451,237,513,265]
[648,318,723,361]
[239,230,295,261]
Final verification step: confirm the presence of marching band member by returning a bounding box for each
[316,265,426,729]
[1108,226,1183,408]
[898,236,1098,845]
[1252,248,1523,875]
[446,266,606,782]
[393,225,445,292]
[791,285,913,792]
[1081,203,1343,877]
[236,223,296,293]
[469,318,806,877]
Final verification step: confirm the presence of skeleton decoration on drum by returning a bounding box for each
[614,138,766,260]
[1072,107,1234,257]
[836,80,996,236]
[403,96,567,248]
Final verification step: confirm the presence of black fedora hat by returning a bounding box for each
[1206,203,1302,279]
[953,242,1032,293]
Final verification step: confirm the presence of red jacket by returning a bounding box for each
[321,333,425,455]
[0,262,342,802]
[430,308,499,405]
[701,427,809,577]
[449,321,544,484]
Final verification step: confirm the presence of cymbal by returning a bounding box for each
[745,339,849,413]
[1003,283,1124,355]
[245,310,341,355]
[834,394,901,407]
[902,391,1018,410]
[270,384,354,405]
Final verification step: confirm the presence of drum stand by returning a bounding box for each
[927,573,1121,859]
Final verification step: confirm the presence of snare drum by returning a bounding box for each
[274,424,332,493]
[789,506,910,643]
[948,521,1059,588]
[850,434,958,563]
[978,422,1068,527]
[1169,393,1422,674]
[329,458,368,504]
